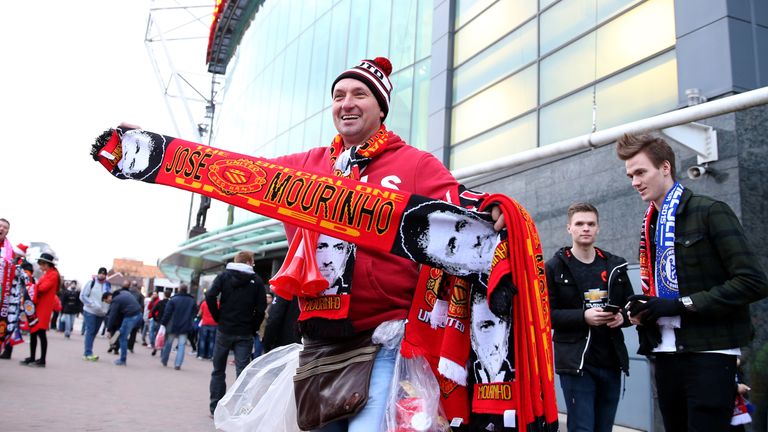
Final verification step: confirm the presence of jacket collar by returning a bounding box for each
[675,187,693,216]
[226,262,254,274]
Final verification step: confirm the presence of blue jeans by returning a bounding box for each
[315,346,397,432]
[83,311,105,356]
[160,332,188,368]
[60,313,75,337]
[117,314,142,363]
[559,363,621,432]
[252,334,263,359]
[149,319,159,348]
[198,325,217,359]
[209,331,254,414]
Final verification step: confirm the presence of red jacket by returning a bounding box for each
[32,267,60,332]
[198,299,218,326]
[275,132,458,332]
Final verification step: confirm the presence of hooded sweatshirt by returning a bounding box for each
[205,262,266,336]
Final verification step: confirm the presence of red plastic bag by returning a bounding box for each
[385,353,449,432]
[155,325,166,349]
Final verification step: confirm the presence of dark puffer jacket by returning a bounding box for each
[205,263,266,336]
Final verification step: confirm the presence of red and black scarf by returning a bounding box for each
[90,127,558,431]
[269,125,390,338]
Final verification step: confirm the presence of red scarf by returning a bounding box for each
[480,194,557,430]
[639,204,656,296]
[269,125,390,333]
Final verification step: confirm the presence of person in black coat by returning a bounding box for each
[262,295,301,353]
[159,284,197,370]
[206,251,266,416]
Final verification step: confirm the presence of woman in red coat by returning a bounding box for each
[20,253,60,368]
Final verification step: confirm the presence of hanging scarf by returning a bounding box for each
[0,255,13,347]
[4,265,38,348]
[90,127,558,430]
[269,125,390,338]
[475,194,558,431]
[639,183,684,298]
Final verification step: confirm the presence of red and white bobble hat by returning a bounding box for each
[332,57,394,119]
[13,243,28,257]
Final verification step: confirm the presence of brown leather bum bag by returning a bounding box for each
[293,332,380,430]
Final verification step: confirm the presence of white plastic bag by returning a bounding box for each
[384,353,449,432]
[214,343,302,432]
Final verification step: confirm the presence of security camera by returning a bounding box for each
[687,165,707,179]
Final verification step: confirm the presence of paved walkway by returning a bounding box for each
[0,322,233,431]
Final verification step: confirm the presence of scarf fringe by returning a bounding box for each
[90,129,115,161]
[429,299,448,329]
[438,356,468,386]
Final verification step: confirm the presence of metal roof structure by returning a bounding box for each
[145,0,285,282]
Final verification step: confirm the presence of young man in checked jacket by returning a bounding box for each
[617,133,768,432]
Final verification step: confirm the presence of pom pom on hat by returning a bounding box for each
[372,57,392,76]
[13,243,28,257]
[332,57,394,119]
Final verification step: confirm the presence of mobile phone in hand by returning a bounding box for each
[603,304,621,314]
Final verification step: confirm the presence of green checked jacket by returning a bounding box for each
[642,188,768,354]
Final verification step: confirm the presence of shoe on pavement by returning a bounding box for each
[19,357,34,365]
[151,349,157,356]
[83,354,100,361]
[161,361,167,367]
[29,360,46,368]
[114,359,126,366]
[174,366,181,370]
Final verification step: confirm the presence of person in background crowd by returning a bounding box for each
[60,280,82,338]
[142,291,157,346]
[150,288,172,356]
[252,292,274,359]
[105,286,142,366]
[206,251,266,417]
[160,284,197,370]
[80,267,111,361]
[126,280,145,353]
[20,253,60,368]
[50,282,62,332]
[262,295,301,353]
[196,296,218,360]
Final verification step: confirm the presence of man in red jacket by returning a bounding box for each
[272,57,466,432]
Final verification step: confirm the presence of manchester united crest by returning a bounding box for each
[208,159,267,195]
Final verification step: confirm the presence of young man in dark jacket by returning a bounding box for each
[618,133,768,431]
[206,251,266,417]
[545,202,635,432]
[159,284,197,370]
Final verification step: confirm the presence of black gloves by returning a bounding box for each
[627,294,685,322]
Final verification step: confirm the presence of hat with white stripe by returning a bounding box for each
[332,57,393,120]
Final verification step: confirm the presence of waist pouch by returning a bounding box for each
[293,331,380,430]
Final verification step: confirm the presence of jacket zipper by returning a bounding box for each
[606,261,628,299]
[578,327,591,371]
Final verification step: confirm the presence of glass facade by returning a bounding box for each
[450,0,678,169]
[211,0,434,224]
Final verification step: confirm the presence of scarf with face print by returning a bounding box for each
[269,125,390,338]
[91,127,558,430]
